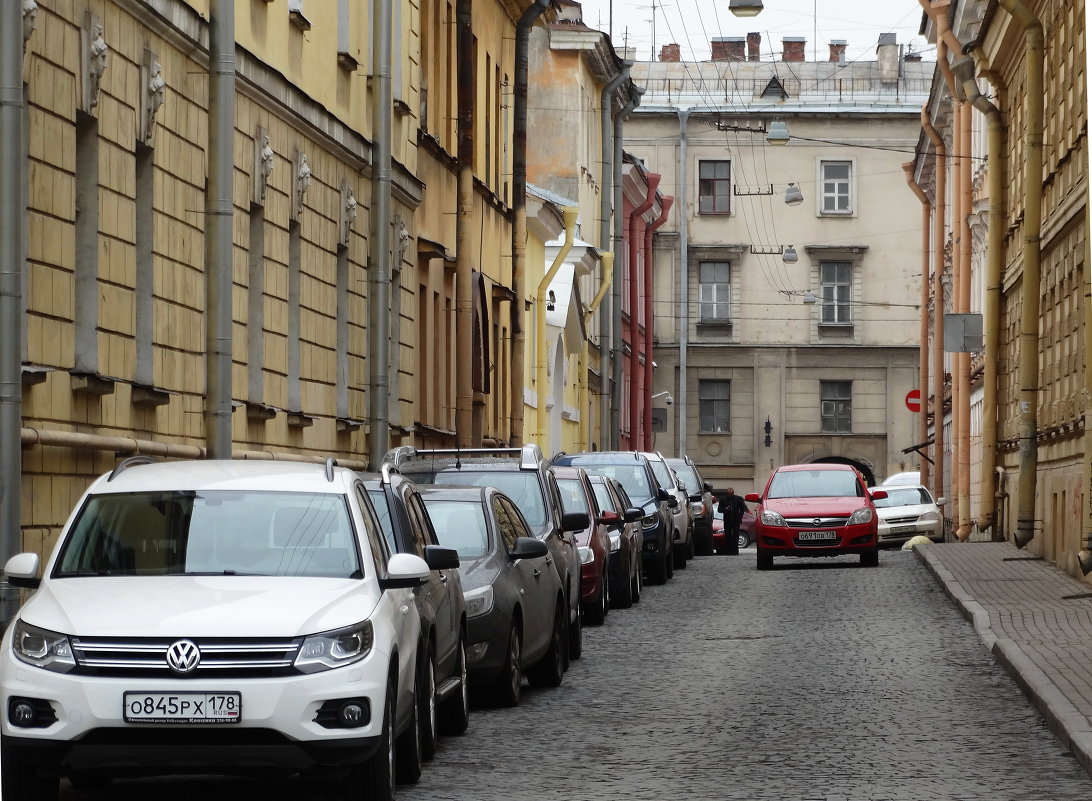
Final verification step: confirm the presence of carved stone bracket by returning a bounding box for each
[339,182,357,247]
[292,150,311,220]
[23,0,38,50]
[81,14,108,115]
[139,51,165,146]
[254,127,274,206]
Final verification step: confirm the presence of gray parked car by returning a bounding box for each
[667,456,716,556]
[418,485,569,708]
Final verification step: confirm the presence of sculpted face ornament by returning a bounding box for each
[165,640,201,674]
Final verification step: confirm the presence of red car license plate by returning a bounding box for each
[797,530,837,541]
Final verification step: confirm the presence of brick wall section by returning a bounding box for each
[746,32,761,61]
[660,43,680,62]
[782,38,806,62]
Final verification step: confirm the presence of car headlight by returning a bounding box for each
[641,513,659,530]
[759,510,787,527]
[11,620,76,673]
[849,507,874,525]
[689,502,703,516]
[578,546,594,565]
[464,585,494,618]
[608,533,621,552]
[919,510,941,523]
[296,621,374,673]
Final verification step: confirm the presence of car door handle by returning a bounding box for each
[545,556,552,565]
[400,604,411,615]
[533,568,541,578]
[439,573,448,583]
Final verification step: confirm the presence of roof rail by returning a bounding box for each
[380,463,400,484]
[324,457,338,483]
[108,455,156,482]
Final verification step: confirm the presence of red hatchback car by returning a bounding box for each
[746,463,887,570]
[553,466,612,625]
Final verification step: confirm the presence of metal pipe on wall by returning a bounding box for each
[902,161,931,490]
[455,0,474,448]
[628,174,660,442]
[920,108,947,508]
[205,0,235,459]
[644,197,672,448]
[676,108,690,458]
[583,253,613,451]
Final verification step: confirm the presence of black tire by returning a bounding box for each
[674,542,688,569]
[1,739,58,801]
[612,564,634,609]
[491,623,522,707]
[632,564,642,603]
[68,773,111,790]
[438,635,470,736]
[686,530,695,559]
[584,579,607,625]
[664,546,674,580]
[861,549,879,567]
[567,595,583,661]
[756,551,773,571]
[345,685,395,801]
[645,551,668,585]
[527,602,566,688]
[418,643,438,761]
[694,527,715,556]
[394,672,422,785]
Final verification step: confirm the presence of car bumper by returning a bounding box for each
[465,609,513,683]
[754,524,878,556]
[640,521,669,564]
[579,561,605,603]
[877,520,943,545]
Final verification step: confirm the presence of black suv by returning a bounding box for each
[362,467,470,755]
[667,456,716,556]
[549,451,676,585]
[383,445,587,664]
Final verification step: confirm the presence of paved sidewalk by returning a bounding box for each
[915,541,1092,778]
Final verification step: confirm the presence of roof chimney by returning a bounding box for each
[829,40,847,63]
[747,32,761,61]
[876,33,899,83]
[660,43,681,62]
[782,37,806,62]
[711,36,745,61]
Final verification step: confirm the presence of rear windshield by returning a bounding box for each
[556,479,590,515]
[54,491,362,579]
[416,471,547,527]
[425,500,490,559]
[766,470,863,499]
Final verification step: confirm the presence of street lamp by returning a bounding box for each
[784,183,804,205]
[782,245,798,264]
[766,120,790,145]
[729,0,763,17]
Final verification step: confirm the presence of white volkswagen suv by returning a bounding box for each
[0,457,433,801]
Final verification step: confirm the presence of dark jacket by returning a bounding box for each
[719,494,747,523]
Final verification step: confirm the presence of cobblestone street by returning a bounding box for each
[61,550,1091,801]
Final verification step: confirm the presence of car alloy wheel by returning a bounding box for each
[439,636,470,735]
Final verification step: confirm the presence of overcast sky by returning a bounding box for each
[573,0,932,64]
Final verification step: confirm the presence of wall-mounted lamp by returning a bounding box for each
[765,121,790,145]
[729,0,763,17]
[763,417,773,447]
[784,183,804,205]
[750,244,798,264]
[802,290,819,304]
[782,245,798,264]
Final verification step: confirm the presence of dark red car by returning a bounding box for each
[712,507,756,551]
[552,466,612,625]
[746,463,887,570]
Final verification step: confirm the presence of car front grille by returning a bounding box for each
[883,514,919,525]
[70,637,303,678]
[785,517,848,529]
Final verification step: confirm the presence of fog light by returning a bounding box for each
[338,701,366,727]
[11,701,35,726]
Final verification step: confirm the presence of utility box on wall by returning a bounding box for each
[944,313,983,352]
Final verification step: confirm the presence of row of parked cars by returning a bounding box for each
[0,446,717,800]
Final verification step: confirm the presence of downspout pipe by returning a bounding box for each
[599,64,630,451]
[454,0,474,447]
[644,196,672,448]
[921,108,947,507]
[367,0,395,463]
[205,0,235,459]
[536,207,579,441]
[628,174,660,445]
[996,0,1044,550]
[953,55,1005,536]
[581,252,613,451]
[610,86,643,449]
[677,109,689,457]
[1081,185,1092,573]
[511,0,552,446]
[902,161,932,491]
[1,0,26,619]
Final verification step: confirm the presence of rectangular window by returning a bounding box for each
[288,220,302,413]
[820,261,852,324]
[820,381,852,433]
[698,261,731,320]
[74,111,99,373]
[698,160,731,214]
[698,380,730,433]
[134,144,155,387]
[248,204,265,402]
[336,245,350,419]
[820,160,852,214]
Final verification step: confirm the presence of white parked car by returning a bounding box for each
[0,457,434,801]
[870,484,946,546]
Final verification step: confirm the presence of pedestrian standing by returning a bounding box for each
[718,488,747,556]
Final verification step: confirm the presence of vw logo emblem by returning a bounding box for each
[165,640,201,674]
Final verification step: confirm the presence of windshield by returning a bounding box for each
[874,487,931,508]
[422,472,547,527]
[649,460,674,490]
[556,479,590,515]
[667,460,700,493]
[559,460,654,504]
[425,500,490,559]
[767,470,863,499]
[54,491,361,578]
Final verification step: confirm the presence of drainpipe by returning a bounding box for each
[644,196,672,448]
[582,253,613,451]
[205,0,235,459]
[902,162,932,491]
[454,0,474,447]
[510,0,552,446]
[628,174,660,444]
[953,55,1005,536]
[996,0,1043,549]
[677,109,690,457]
[1,0,26,618]
[536,207,578,441]
[611,86,642,449]
[599,64,630,450]
[1081,197,1092,573]
[921,108,947,507]
[367,0,394,464]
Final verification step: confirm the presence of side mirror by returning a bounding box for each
[598,510,620,525]
[744,492,761,503]
[936,497,947,506]
[423,544,460,571]
[510,537,548,560]
[657,488,672,503]
[869,489,888,501]
[667,496,679,509]
[561,511,590,532]
[380,553,431,589]
[623,507,643,523]
[4,553,41,590]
